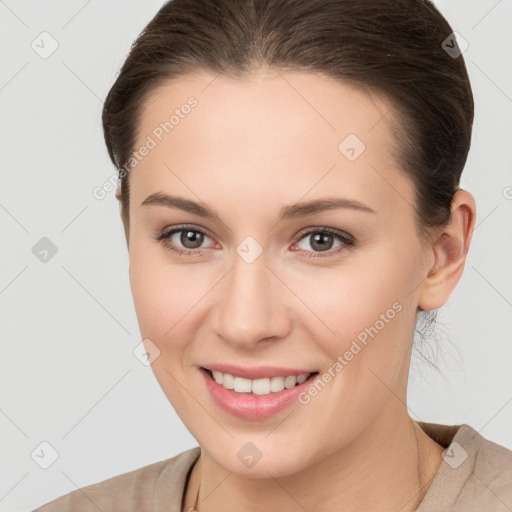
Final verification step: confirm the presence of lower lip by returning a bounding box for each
[200,367,319,420]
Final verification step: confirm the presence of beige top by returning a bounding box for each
[33,422,512,512]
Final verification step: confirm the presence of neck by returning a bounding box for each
[184,405,444,512]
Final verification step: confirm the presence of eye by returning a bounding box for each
[293,228,354,257]
[154,225,354,258]
[154,225,215,256]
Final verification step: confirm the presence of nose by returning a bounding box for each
[212,251,291,350]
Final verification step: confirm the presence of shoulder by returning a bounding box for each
[450,424,512,510]
[417,422,512,512]
[470,428,512,489]
[32,447,201,512]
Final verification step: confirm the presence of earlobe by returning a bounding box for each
[116,187,122,219]
[418,190,476,311]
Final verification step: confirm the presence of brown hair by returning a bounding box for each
[101,0,473,365]
[102,0,473,245]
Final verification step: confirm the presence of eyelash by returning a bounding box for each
[154,224,355,258]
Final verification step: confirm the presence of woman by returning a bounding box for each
[34,0,512,510]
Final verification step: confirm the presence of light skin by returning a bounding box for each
[122,69,476,511]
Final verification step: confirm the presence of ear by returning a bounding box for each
[116,186,122,208]
[418,189,476,311]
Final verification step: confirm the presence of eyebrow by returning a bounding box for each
[141,192,376,221]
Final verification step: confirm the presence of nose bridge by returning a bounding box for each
[214,249,289,347]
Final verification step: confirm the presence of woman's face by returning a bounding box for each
[127,69,434,477]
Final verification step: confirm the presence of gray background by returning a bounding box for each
[1,1,511,510]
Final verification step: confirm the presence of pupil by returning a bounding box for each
[181,230,203,249]
[311,233,332,251]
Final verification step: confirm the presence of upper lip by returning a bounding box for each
[201,364,318,380]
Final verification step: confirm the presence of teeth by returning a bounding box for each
[210,370,312,395]
[284,375,296,388]
[297,373,309,384]
[212,370,224,385]
[234,376,252,393]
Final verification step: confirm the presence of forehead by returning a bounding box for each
[136,69,395,152]
[130,69,413,220]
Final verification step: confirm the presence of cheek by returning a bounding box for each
[128,247,204,407]
[287,250,418,406]
[288,257,411,349]
[129,244,197,344]
[129,242,226,383]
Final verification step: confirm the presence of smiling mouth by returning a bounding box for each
[201,367,319,396]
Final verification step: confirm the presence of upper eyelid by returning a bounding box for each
[162,224,215,240]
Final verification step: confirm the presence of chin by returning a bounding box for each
[201,434,323,479]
